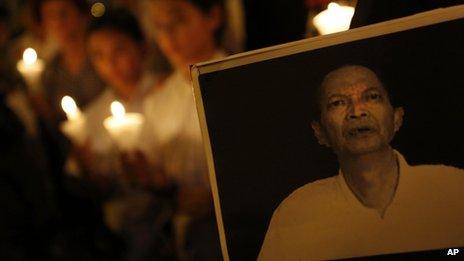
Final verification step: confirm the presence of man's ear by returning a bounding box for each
[393,107,404,133]
[311,121,330,147]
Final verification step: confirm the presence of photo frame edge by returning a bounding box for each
[191,65,231,261]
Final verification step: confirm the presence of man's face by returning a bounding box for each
[41,0,87,45]
[87,30,144,90]
[149,0,221,70]
[312,66,404,157]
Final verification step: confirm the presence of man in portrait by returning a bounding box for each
[258,65,464,260]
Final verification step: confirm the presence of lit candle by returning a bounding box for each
[111,101,126,122]
[61,95,82,121]
[313,2,355,35]
[60,96,87,145]
[103,101,144,151]
[16,48,45,93]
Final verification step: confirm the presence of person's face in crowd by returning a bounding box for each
[149,0,221,70]
[41,0,87,45]
[312,66,404,157]
[87,30,144,91]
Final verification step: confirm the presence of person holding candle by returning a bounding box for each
[29,2,135,258]
[0,7,41,139]
[82,9,175,259]
[32,0,105,124]
[82,8,167,182]
[29,0,106,195]
[9,1,59,68]
[143,0,227,258]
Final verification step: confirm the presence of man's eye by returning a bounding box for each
[328,100,345,108]
[367,93,382,101]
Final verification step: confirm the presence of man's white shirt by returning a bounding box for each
[259,151,464,260]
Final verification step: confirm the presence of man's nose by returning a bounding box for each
[346,100,368,120]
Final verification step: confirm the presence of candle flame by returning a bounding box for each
[313,2,354,35]
[328,2,339,10]
[111,101,125,119]
[23,48,38,65]
[61,96,78,114]
[61,96,81,121]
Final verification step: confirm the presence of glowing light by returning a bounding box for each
[23,48,38,65]
[61,96,81,121]
[111,101,126,120]
[328,2,339,10]
[313,2,355,35]
[91,2,106,17]
[104,101,144,151]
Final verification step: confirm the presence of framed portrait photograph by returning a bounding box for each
[191,5,464,260]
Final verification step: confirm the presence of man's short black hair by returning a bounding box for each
[86,8,145,44]
[153,0,225,45]
[311,64,399,122]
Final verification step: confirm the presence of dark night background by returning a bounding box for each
[198,18,464,260]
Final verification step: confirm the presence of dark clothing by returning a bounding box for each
[0,95,57,260]
[41,54,104,123]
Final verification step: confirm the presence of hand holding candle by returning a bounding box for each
[60,95,88,145]
[103,101,144,152]
[16,48,45,93]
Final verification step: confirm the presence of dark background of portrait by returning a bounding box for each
[197,18,464,260]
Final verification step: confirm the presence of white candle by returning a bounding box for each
[111,100,126,122]
[60,96,87,145]
[313,2,355,35]
[16,48,45,93]
[61,95,82,121]
[103,101,144,151]
[23,48,38,65]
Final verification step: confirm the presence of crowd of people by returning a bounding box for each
[0,0,312,260]
[2,0,464,260]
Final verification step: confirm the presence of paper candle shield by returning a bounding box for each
[103,113,144,151]
[60,117,87,145]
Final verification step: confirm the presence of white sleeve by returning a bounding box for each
[258,205,288,261]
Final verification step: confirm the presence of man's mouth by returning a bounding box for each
[347,126,376,137]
